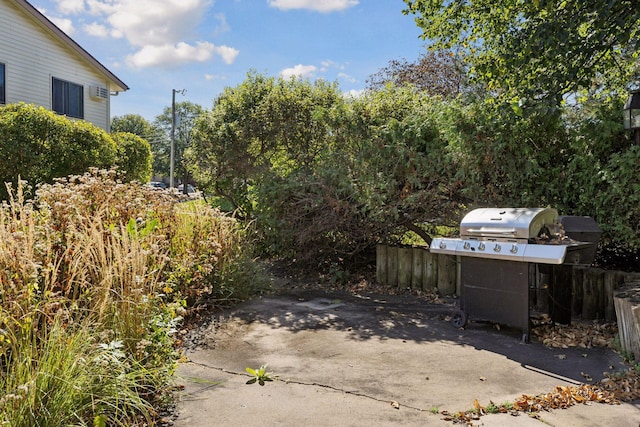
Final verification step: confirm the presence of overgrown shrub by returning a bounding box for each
[111,131,153,183]
[191,73,640,269]
[0,103,154,199]
[0,169,264,425]
[0,103,117,199]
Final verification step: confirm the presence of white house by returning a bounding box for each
[0,0,128,131]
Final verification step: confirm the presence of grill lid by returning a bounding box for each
[460,207,558,241]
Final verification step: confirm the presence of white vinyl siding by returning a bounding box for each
[0,0,111,129]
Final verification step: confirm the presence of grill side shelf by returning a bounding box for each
[429,238,459,256]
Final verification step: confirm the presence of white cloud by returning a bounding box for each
[205,74,227,80]
[280,64,317,79]
[213,13,230,37]
[83,21,109,37]
[126,41,216,68]
[214,45,240,64]
[97,0,212,46]
[337,72,356,83]
[50,17,75,35]
[79,0,239,69]
[268,0,358,13]
[344,89,364,98]
[54,0,86,14]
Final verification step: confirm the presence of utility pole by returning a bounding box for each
[170,89,186,188]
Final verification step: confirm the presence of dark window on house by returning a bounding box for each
[0,63,5,104]
[52,77,83,119]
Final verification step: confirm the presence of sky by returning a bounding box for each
[30,0,428,121]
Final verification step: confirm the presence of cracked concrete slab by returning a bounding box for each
[173,288,640,426]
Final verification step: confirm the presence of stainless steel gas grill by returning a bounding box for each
[430,208,600,342]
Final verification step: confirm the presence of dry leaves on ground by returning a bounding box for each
[443,317,638,426]
[531,316,617,349]
[444,383,621,425]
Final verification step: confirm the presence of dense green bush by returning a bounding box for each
[191,73,640,268]
[112,131,153,183]
[0,104,116,197]
[0,103,153,199]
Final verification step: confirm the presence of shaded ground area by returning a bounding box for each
[173,282,640,426]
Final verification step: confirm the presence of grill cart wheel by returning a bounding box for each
[451,310,467,328]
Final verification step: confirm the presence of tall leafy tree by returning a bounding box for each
[111,132,153,183]
[403,0,640,102]
[366,49,467,98]
[111,114,165,178]
[190,72,342,217]
[154,101,204,187]
[111,114,154,136]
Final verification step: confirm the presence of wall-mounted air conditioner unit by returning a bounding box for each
[90,86,109,99]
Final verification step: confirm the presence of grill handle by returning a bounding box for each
[465,228,517,235]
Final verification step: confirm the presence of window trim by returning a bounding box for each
[52,77,84,119]
[0,63,5,105]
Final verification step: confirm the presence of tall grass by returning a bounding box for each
[0,169,265,425]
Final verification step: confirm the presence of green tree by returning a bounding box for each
[112,114,167,179]
[111,132,153,183]
[111,114,153,136]
[366,49,467,98]
[191,73,461,262]
[154,102,204,188]
[403,0,640,102]
[190,72,342,217]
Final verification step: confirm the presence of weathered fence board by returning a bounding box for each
[604,270,626,322]
[422,249,438,291]
[398,247,413,288]
[571,267,585,318]
[376,244,388,285]
[614,282,640,361]
[387,245,398,287]
[437,253,457,295]
[411,247,424,289]
[582,268,604,320]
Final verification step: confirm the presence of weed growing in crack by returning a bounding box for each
[246,365,275,386]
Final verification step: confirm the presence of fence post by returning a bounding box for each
[397,246,413,288]
[604,270,626,322]
[613,283,640,362]
[387,245,399,287]
[376,244,388,285]
[423,250,438,291]
[582,268,604,320]
[437,254,457,295]
[411,247,425,289]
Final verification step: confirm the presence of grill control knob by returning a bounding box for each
[463,242,471,250]
[493,244,501,253]
[478,242,485,251]
[510,244,518,254]
[439,241,447,249]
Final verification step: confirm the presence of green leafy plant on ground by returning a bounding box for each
[245,365,276,386]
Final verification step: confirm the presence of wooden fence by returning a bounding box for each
[376,244,640,323]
